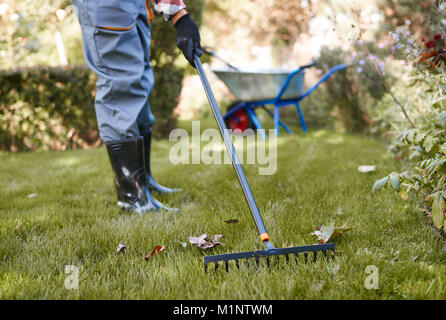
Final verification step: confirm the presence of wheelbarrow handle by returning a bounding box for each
[300,61,317,70]
[201,46,214,56]
[194,54,274,250]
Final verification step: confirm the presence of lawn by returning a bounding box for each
[1,124,446,299]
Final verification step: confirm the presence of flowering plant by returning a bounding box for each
[372,2,446,238]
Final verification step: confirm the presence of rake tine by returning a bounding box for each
[203,243,335,272]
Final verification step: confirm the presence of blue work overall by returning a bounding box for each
[72,0,155,142]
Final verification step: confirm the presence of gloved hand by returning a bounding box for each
[175,14,202,68]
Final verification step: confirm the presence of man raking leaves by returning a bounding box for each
[73,0,335,272]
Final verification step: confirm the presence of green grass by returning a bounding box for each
[1,126,445,299]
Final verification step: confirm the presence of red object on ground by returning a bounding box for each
[145,245,164,260]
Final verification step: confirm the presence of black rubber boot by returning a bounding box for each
[139,127,181,194]
[105,137,178,214]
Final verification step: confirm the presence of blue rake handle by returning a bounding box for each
[194,54,275,251]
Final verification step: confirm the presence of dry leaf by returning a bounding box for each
[145,245,165,260]
[210,234,224,244]
[27,193,38,199]
[189,234,224,249]
[14,225,20,231]
[312,224,355,244]
[116,243,126,253]
[358,165,376,173]
[224,219,239,224]
[189,234,207,246]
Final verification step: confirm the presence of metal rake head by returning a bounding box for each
[204,243,335,272]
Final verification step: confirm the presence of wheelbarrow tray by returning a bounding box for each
[212,68,305,102]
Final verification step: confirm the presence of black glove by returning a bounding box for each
[175,14,202,68]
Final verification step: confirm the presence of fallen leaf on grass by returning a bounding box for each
[145,245,165,260]
[312,224,356,244]
[14,225,20,231]
[189,234,224,249]
[116,243,126,253]
[224,219,239,224]
[27,193,38,199]
[358,165,376,173]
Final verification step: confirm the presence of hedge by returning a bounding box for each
[0,66,98,151]
[0,0,204,151]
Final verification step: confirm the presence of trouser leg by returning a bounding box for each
[72,0,153,142]
[72,0,178,212]
[133,7,180,194]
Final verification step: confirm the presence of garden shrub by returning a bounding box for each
[311,46,387,133]
[0,66,98,151]
[371,1,446,238]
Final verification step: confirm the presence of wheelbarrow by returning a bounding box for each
[204,48,348,138]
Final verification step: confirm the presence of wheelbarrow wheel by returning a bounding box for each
[224,102,255,134]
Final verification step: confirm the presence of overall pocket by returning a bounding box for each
[87,0,138,31]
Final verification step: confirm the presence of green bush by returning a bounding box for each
[0,66,98,151]
[371,1,446,237]
[0,0,204,150]
[314,46,387,133]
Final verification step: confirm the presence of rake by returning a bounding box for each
[194,55,335,272]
